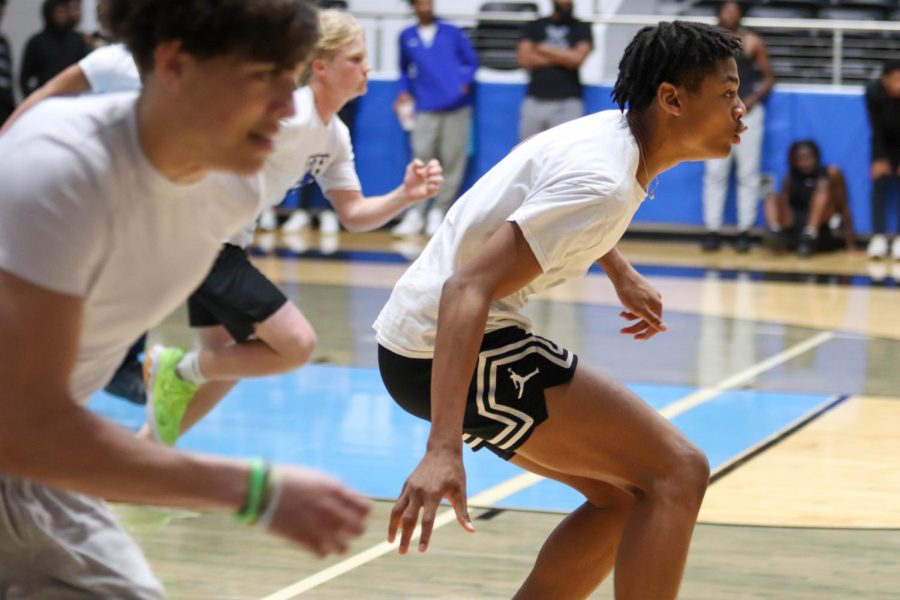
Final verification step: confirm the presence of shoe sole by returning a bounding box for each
[143,345,164,444]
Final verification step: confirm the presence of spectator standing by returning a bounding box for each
[516,0,593,141]
[701,0,774,252]
[864,59,900,259]
[391,0,478,237]
[19,0,91,96]
[0,0,14,124]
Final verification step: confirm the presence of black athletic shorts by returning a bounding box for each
[187,244,288,343]
[378,327,578,460]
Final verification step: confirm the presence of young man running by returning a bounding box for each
[0,1,369,596]
[146,9,444,445]
[375,21,745,599]
[2,10,443,444]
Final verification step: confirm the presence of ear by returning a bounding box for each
[657,82,682,117]
[311,56,328,80]
[151,40,192,92]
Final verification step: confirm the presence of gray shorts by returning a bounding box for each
[0,474,164,599]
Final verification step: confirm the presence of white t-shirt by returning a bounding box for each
[78,43,141,93]
[0,93,265,402]
[231,86,361,247]
[374,110,647,358]
[417,24,438,47]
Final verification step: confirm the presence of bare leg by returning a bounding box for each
[764,192,792,229]
[197,301,316,379]
[510,454,633,600]
[514,365,709,600]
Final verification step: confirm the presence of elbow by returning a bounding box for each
[340,216,369,233]
[441,272,491,304]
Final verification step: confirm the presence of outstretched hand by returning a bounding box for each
[388,449,475,554]
[403,158,444,204]
[614,273,667,340]
[265,466,370,557]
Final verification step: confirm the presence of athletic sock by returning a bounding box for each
[176,351,207,384]
[802,226,818,238]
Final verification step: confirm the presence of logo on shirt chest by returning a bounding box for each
[298,153,330,187]
[545,25,571,48]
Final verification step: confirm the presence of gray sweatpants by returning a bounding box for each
[518,96,585,142]
[702,104,766,232]
[408,105,472,216]
[0,474,164,599]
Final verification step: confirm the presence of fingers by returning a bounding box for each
[387,492,409,544]
[418,503,437,553]
[450,488,475,534]
[398,497,422,555]
[618,310,667,340]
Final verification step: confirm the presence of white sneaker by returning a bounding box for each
[282,234,309,254]
[255,232,276,253]
[319,233,340,255]
[867,234,889,259]
[258,208,277,230]
[892,237,900,261]
[318,209,340,234]
[391,210,424,236]
[425,207,444,236]
[281,209,311,233]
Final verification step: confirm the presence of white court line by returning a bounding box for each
[260,330,835,599]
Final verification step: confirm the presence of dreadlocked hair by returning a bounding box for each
[612,21,742,113]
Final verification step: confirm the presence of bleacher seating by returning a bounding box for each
[469,2,539,70]
[678,0,900,84]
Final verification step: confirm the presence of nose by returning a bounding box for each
[273,74,296,119]
[734,97,747,119]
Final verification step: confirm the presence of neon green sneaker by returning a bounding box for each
[143,345,198,446]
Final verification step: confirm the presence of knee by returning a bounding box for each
[281,328,317,370]
[649,441,710,511]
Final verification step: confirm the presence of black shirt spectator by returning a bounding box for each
[520,14,593,100]
[864,60,900,257]
[0,0,14,124]
[865,73,900,166]
[19,0,91,96]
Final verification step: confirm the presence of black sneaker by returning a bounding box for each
[701,231,721,252]
[734,230,752,254]
[797,232,816,258]
[103,360,147,405]
[763,228,786,253]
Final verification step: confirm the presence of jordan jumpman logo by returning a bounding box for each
[508,367,540,399]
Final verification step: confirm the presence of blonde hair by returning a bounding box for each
[300,9,364,84]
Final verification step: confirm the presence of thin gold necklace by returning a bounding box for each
[629,117,658,200]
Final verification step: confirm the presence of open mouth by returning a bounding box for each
[732,122,747,144]
[249,128,278,151]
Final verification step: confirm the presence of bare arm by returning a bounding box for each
[0,268,370,554]
[517,39,553,69]
[326,159,443,232]
[827,166,856,250]
[388,222,543,554]
[0,268,248,509]
[535,41,593,70]
[743,34,775,111]
[596,247,667,340]
[1,63,90,135]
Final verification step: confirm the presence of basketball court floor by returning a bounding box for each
[90,231,900,599]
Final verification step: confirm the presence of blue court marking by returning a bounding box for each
[89,365,829,512]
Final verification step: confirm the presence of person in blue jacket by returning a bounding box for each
[391,0,478,236]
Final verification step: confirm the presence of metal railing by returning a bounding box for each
[354,11,900,86]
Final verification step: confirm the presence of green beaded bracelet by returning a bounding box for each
[235,458,270,525]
